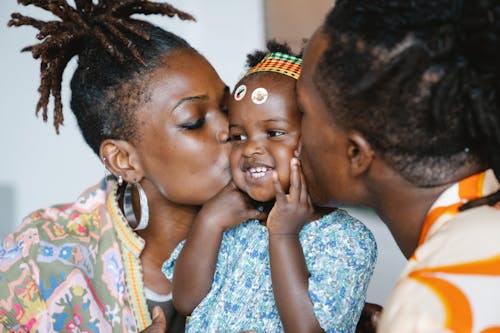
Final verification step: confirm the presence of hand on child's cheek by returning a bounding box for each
[266,158,313,235]
[197,182,267,231]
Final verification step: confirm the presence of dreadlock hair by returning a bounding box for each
[8,0,195,154]
[316,0,500,196]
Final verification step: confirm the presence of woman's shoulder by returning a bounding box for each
[0,176,119,287]
[2,177,114,255]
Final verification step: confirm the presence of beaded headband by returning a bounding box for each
[245,52,302,80]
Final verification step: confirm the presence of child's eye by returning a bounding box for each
[268,130,286,138]
[230,134,247,141]
[180,117,205,130]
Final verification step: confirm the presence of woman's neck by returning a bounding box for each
[136,197,198,266]
[132,185,199,295]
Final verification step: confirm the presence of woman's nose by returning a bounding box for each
[215,112,229,144]
[217,128,229,143]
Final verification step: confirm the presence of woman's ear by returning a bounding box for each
[100,139,144,183]
[346,131,374,176]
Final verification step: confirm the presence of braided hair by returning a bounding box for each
[8,0,195,154]
[316,0,500,200]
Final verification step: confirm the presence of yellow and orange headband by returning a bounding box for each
[245,52,302,80]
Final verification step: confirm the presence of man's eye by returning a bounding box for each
[230,134,247,141]
[268,130,286,138]
[180,118,205,130]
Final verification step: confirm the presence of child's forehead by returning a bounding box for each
[230,75,295,109]
[233,72,285,91]
[231,72,297,102]
[228,75,300,123]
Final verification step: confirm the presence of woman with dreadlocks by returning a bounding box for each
[0,1,261,332]
[297,0,500,331]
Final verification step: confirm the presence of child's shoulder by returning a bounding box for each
[309,208,372,233]
[303,208,377,251]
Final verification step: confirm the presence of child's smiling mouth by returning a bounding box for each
[247,166,273,179]
[241,161,275,183]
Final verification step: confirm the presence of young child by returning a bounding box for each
[162,42,377,333]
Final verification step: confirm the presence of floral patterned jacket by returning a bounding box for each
[0,177,153,332]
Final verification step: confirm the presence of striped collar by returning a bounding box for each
[107,183,152,330]
[108,183,144,255]
[418,169,500,246]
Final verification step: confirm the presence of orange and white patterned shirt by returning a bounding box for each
[378,170,500,333]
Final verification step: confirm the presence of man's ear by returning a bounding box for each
[346,131,374,176]
[100,139,144,183]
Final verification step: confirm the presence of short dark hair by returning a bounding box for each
[245,40,300,69]
[316,0,500,186]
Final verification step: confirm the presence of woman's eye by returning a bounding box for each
[268,130,286,138]
[180,117,205,130]
[230,134,247,141]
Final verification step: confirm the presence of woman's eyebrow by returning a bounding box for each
[263,118,289,124]
[172,95,208,112]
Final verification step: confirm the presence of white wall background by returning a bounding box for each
[0,1,406,306]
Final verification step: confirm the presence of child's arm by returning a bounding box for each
[267,158,323,333]
[171,182,265,315]
[269,159,377,332]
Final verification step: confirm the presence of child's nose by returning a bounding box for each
[243,139,264,156]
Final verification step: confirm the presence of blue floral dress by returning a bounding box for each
[163,209,377,333]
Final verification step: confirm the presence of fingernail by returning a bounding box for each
[153,307,159,319]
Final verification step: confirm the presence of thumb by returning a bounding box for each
[146,306,167,333]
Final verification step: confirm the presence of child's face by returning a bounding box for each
[228,73,301,202]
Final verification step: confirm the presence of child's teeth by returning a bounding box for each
[248,167,270,178]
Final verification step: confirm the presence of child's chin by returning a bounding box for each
[249,191,275,204]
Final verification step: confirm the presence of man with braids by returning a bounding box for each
[297,0,500,332]
[0,1,262,332]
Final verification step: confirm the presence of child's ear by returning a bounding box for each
[346,131,374,176]
[100,139,145,183]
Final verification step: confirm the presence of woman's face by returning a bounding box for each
[135,49,231,205]
[228,74,301,202]
[297,30,354,207]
